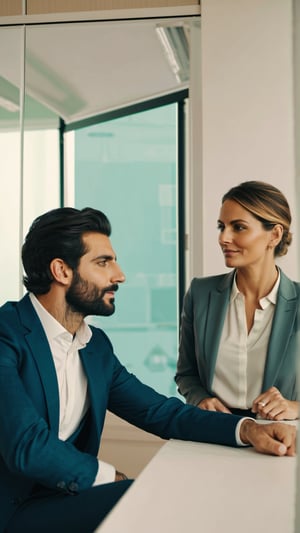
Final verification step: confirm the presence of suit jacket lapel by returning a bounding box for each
[79,339,107,449]
[17,295,60,434]
[205,271,234,387]
[262,270,298,390]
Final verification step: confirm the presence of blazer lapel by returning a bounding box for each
[204,272,234,387]
[262,271,298,390]
[79,339,107,448]
[17,295,60,434]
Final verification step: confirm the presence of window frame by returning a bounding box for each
[61,89,188,321]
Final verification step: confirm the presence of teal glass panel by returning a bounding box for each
[74,104,179,396]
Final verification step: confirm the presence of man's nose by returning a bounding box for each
[111,264,126,283]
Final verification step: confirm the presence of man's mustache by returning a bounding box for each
[103,284,119,294]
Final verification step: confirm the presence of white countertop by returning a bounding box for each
[96,434,297,533]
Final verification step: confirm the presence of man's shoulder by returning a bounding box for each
[0,300,24,341]
[0,295,36,332]
[0,299,19,318]
[88,323,113,349]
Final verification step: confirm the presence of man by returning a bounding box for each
[0,207,296,533]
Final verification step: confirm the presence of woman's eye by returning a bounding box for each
[217,223,224,231]
[234,224,245,232]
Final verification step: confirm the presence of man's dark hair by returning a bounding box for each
[22,207,111,294]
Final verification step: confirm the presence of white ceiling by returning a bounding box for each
[0,17,196,126]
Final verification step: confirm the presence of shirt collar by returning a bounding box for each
[230,269,280,308]
[29,292,92,347]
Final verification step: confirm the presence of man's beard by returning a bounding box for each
[66,270,118,317]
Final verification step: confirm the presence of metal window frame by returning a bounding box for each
[60,89,188,317]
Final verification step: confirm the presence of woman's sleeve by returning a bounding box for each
[175,280,212,406]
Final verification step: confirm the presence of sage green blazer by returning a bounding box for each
[175,269,300,406]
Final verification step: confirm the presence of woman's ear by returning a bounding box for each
[269,224,283,249]
[49,258,72,286]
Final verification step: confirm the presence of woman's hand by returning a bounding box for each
[197,397,232,413]
[252,386,299,420]
[115,470,128,481]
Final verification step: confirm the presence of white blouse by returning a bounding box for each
[212,272,280,409]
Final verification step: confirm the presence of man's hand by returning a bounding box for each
[198,397,232,414]
[239,419,296,456]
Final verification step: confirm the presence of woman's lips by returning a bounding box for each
[222,249,238,257]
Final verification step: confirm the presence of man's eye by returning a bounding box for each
[98,261,107,267]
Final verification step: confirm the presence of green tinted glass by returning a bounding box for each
[74,104,179,396]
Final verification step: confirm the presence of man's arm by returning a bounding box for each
[106,352,295,455]
[0,339,98,492]
[239,419,296,456]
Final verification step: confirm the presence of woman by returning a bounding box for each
[175,181,300,420]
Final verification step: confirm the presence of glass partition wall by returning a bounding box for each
[0,25,61,305]
[0,17,189,394]
[0,27,23,302]
[65,99,185,396]
[22,93,60,237]
[1,18,191,396]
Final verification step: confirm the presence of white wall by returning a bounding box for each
[199,0,297,280]
[293,0,300,530]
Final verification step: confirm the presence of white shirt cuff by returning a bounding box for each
[235,417,255,446]
[93,460,116,485]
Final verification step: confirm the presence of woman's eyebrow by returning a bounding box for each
[218,218,248,224]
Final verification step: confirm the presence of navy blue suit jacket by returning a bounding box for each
[0,294,242,531]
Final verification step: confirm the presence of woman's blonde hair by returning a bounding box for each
[222,181,292,257]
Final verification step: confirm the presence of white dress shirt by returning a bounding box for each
[212,272,280,409]
[29,293,115,485]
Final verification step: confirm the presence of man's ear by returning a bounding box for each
[49,258,72,286]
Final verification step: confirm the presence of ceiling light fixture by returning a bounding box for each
[155,24,190,84]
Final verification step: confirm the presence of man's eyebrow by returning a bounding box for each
[92,254,116,262]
